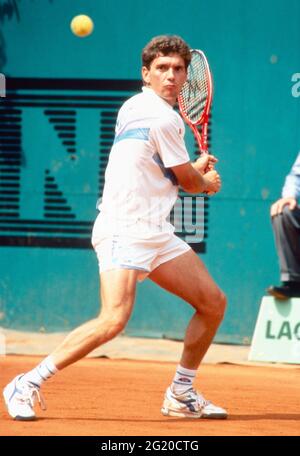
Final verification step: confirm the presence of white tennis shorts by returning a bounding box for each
[92,231,191,281]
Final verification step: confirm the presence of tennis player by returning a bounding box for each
[3,35,227,420]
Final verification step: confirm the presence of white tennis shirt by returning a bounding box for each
[97,87,190,236]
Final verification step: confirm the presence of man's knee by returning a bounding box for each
[109,316,127,335]
[277,205,299,224]
[210,290,227,321]
[194,287,227,322]
[282,205,294,220]
[96,309,130,340]
[203,289,226,322]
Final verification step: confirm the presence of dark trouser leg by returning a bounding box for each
[271,205,300,282]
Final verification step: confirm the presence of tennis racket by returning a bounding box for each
[178,49,213,157]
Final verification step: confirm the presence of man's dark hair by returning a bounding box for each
[142,35,191,70]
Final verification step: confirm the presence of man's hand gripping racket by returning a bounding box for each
[178,49,220,195]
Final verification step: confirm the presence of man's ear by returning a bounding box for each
[142,66,150,85]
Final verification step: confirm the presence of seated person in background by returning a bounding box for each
[267,152,300,299]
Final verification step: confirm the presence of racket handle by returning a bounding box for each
[201,121,209,153]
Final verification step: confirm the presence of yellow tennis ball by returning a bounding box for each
[70,15,94,37]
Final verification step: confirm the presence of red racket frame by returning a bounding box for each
[178,49,213,156]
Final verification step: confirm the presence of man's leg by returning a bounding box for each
[272,206,300,282]
[268,206,300,299]
[149,249,227,419]
[3,269,139,420]
[149,249,226,369]
[51,269,138,369]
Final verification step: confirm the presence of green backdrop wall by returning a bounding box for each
[1,0,300,343]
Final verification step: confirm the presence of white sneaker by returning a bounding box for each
[161,387,227,419]
[3,374,46,421]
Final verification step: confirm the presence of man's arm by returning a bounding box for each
[270,153,300,216]
[281,152,300,200]
[171,160,221,194]
[150,116,221,194]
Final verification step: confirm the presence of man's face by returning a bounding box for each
[142,53,187,105]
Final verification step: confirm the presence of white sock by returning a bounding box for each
[171,364,196,395]
[20,356,58,388]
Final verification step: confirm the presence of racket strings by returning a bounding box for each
[179,52,209,123]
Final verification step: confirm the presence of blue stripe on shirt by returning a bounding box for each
[152,152,178,186]
[114,128,150,145]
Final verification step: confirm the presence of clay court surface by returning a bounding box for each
[0,355,299,436]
